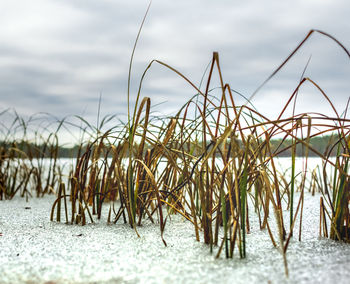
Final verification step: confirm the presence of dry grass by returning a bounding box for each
[0,29,349,277]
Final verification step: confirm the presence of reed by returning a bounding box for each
[0,26,349,279]
[0,111,66,200]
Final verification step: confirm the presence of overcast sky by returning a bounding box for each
[0,0,349,135]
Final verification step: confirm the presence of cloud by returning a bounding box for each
[0,0,348,130]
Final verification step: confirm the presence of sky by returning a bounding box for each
[0,0,349,140]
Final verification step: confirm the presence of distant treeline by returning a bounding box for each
[0,141,83,159]
[269,135,341,157]
[0,135,344,159]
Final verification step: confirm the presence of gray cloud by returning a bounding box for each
[0,0,349,131]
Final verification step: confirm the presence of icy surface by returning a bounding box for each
[0,194,350,284]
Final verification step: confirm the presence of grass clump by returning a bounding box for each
[0,28,349,277]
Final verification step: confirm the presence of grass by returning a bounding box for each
[0,111,66,200]
[0,27,349,279]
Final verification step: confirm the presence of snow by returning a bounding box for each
[1,194,350,283]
